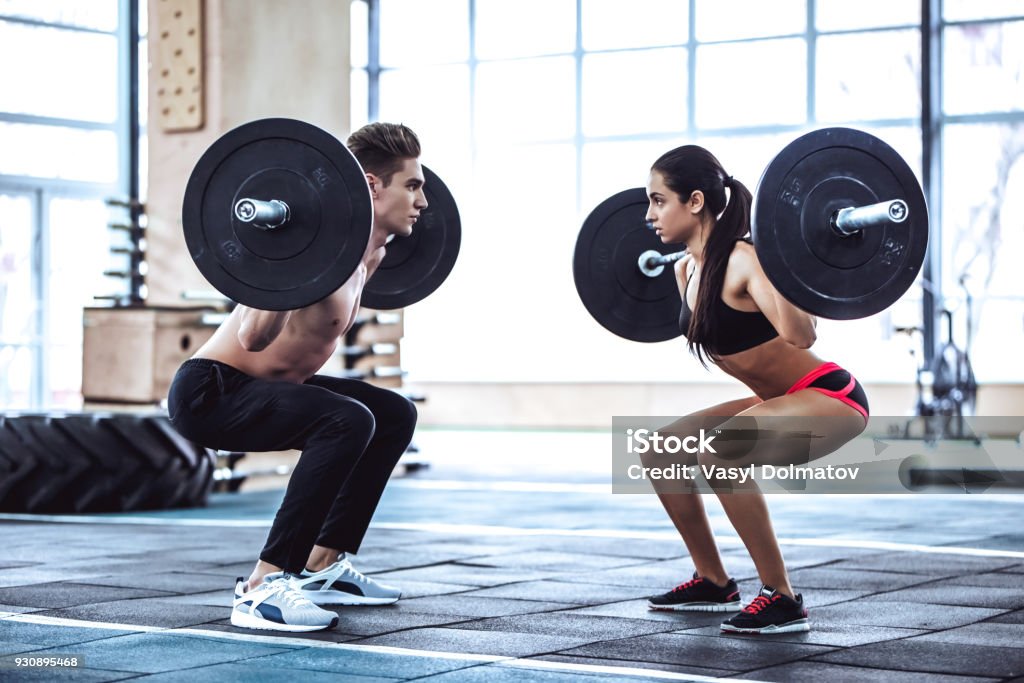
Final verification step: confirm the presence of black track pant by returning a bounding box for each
[168,358,417,573]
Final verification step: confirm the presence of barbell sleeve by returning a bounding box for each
[234,198,290,229]
[637,249,687,278]
[832,199,908,236]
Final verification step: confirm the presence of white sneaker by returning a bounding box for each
[231,572,339,632]
[290,554,402,605]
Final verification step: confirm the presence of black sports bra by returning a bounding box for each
[679,242,779,356]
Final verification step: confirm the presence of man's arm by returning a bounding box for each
[237,307,291,352]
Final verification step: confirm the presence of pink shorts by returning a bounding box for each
[786,362,869,422]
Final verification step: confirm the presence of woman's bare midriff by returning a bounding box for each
[715,336,826,400]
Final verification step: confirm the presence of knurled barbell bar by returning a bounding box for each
[638,198,911,273]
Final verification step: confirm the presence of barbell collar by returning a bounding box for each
[234,198,290,230]
[637,249,687,278]
[832,199,908,236]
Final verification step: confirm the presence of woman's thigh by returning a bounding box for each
[707,390,866,468]
[659,395,763,434]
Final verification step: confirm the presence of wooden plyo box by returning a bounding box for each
[83,307,216,403]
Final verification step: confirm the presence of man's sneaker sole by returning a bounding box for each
[230,609,339,632]
[648,600,741,612]
[300,589,400,606]
[720,617,810,634]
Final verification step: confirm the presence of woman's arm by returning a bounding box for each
[737,246,817,348]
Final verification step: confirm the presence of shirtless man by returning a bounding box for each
[168,123,426,632]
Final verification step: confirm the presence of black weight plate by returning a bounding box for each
[573,188,684,343]
[361,165,461,310]
[183,118,372,311]
[752,127,928,319]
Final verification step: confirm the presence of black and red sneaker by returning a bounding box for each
[720,585,810,634]
[647,572,741,612]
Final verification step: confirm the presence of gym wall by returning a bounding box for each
[145,0,350,307]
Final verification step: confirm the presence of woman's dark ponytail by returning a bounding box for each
[651,146,753,367]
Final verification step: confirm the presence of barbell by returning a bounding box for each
[573,128,930,342]
[182,118,461,311]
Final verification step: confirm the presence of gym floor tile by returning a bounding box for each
[409,664,670,683]
[107,546,254,565]
[444,551,645,572]
[405,541,534,557]
[79,571,235,595]
[0,667,138,682]
[337,548,518,574]
[551,559,699,588]
[3,462,1022,680]
[777,587,870,607]
[559,599,728,625]
[395,595,570,618]
[801,599,1004,629]
[245,646,486,678]
[373,562,557,587]
[24,632,299,675]
[557,632,837,670]
[38,599,228,629]
[366,578,478,599]
[0,582,173,609]
[357,529,453,547]
[910,621,1024,648]
[196,622,361,644]
[327,607,479,637]
[455,580,654,605]
[351,627,593,658]
[783,566,940,591]
[520,536,682,560]
[526,653,736,680]
[829,553,1019,575]
[126,663,399,683]
[957,533,1024,551]
[0,603,45,614]
[989,609,1024,623]
[0,620,135,651]
[673,622,928,648]
[150,590,230,608]
[444,612,679,640]
[859,584,1024,609]
[0,568,139,590]
[812,639,1024,678]
[0,561,37,570]
[943,571,1024,588]
[735,661,1003,682]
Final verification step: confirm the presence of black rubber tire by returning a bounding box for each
[0,412,215,513]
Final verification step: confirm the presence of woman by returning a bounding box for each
[641,145,869,634]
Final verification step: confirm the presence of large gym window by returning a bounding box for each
[362,0,1022,385]
[0,0,140,408]
[939,9,1024,384]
